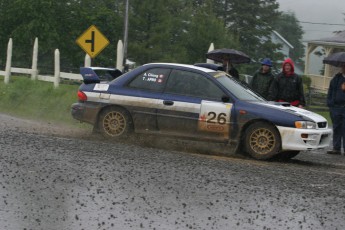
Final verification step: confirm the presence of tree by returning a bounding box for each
[179,0,240,64]
[126,0,239,65]
[0,0,123,72]
[211,0,281,62]
[0,0,11,69]
[0,0,298,74]
[127,0,215,65]
[272,11,305,64]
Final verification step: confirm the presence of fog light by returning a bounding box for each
[301,134,308,138]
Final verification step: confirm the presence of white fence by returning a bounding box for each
[0,37,124,88]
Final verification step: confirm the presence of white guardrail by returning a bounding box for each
[0,37,92,88]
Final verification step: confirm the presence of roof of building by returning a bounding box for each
[272,30,294,49]
[307,31,345,47]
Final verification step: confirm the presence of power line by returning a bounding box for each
[304,29,337,31]
[298,21,345,26]
[304,29,340,32]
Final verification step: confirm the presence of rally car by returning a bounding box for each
[71,64,332,160]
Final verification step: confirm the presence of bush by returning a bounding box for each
[301,75,312,89]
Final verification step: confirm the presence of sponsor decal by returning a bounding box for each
[142,72,165,83]
[198,101,232,135]
[94,83,109,91]
[206,125,225,131]
[199,114,207,122]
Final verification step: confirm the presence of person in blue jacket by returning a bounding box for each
[250,58,275,99]
[327,64,345,155]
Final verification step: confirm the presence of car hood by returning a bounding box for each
[257,102,328,123]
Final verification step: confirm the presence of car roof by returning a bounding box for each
[89,67,117,71]
[143,63,217,73]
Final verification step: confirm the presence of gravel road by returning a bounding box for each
[0,113,344,230]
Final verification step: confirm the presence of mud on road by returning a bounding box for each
[0,113,345,230]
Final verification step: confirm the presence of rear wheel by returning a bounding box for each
[244,122,281,160]
[98,107,133,139]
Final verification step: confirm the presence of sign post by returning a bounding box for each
[76,25,109,59]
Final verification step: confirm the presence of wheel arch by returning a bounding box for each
[94,104,134,131]
[238,119,282,153]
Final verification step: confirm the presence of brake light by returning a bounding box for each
[77,91,87,101]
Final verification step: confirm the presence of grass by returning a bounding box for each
[0,75,86,127]
[0,75,332,126]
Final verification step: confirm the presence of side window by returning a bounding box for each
[165,70,224,100]
[128,68,170,92]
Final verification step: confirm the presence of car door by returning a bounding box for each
[157,69,232,141]
[125,67,171,133]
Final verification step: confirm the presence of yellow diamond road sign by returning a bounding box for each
[76,25,109,58]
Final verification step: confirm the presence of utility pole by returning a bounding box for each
[123,0,129,72]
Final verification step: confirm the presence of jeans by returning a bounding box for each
[330,107,345,151]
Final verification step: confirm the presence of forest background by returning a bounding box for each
[0,0,305,74]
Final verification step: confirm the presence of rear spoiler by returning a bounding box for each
[80,67,123,84]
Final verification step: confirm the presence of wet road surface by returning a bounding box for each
[0,113,345,230]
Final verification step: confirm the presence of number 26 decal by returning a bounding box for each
[207,112,227,124]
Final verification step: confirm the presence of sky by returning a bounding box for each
[276,0,345,41]
[275,0,345,73]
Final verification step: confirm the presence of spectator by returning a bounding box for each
[326,64,345,155]
[222,60,239,80]
[268,58,305,108]
[250,58,275,99]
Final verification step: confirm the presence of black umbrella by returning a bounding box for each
[206,48,251,64]
[323,51,345,67]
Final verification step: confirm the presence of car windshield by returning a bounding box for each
[212,73,266,101]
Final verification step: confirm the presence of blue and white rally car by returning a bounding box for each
[71,63,332,160]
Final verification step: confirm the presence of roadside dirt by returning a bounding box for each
[0,113,91,139]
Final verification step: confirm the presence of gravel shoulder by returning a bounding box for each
[0,113,91,139]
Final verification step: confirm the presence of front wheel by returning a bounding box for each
[244,122,281,160]
[97,107,133,139]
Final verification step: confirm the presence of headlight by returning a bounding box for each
[295,121,317,129]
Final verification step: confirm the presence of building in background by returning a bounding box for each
[271,30,294,58]
[305,31,345,92]
[270,30,303,75]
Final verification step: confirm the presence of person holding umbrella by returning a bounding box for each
[206,48,250,80]
[222,59,239,79]
[325,52,345,155]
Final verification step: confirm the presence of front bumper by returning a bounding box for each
[277,126,332,151]
[71,102,102,125]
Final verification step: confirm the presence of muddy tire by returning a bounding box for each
[98,107,133,139]
[244,122,281,160]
